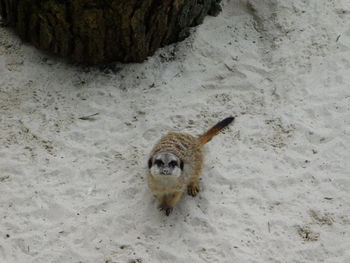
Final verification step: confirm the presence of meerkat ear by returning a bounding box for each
[148,158,152,169]
[180,160,184,170]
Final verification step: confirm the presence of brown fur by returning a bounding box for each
[148,117,234,215]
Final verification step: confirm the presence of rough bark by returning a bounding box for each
[0,0,222,64]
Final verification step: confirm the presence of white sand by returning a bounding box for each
[1,0,350,262]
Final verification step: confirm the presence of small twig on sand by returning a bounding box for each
[78,113,99,121]
[336,34,341,42]
[224,63,235,72]
[0,176,10,183]
[324,197,333,200]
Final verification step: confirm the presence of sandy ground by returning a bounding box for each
[1,0,350,262]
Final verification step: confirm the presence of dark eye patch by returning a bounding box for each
[148,158,152,169]
[155,159,164,167]
[180,160,184,170]
[169,160,177,167]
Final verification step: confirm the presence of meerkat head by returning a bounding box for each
[148,152,184,177]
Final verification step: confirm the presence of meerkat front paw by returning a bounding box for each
[187,181,200,197]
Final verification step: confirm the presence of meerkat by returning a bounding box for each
[147,116,234,216]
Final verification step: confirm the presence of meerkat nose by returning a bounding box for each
[162,168,170,175]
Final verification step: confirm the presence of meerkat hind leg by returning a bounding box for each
[188,179,200,197]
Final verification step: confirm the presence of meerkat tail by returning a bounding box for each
[198,116,235,146]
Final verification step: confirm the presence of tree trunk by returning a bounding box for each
[0,0,222,64]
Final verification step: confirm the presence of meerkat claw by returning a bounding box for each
[188,182,200,197]
[158,204,173,216]
[165,208,173,216]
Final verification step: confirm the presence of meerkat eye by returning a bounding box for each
[169,161,177,167]
[148,158,152,169]
[155,159,164,167]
